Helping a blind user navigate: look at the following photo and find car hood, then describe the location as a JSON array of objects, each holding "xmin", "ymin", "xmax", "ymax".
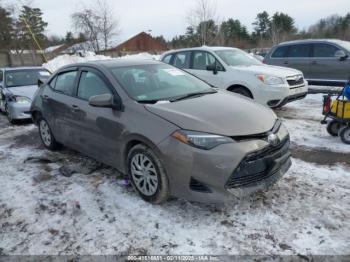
[
  {"xmin": 145, "ymin": 92, "xmax": 277, "ymax": 136},
  {"xmin": 6, "ymin": 85, "xmax": 38, "ymax": 100},
  {"xmin": 233, "ymin": 64, "xmax": 302, "ymax": 77}
]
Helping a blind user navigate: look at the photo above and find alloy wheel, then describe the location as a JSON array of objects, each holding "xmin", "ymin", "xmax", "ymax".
[
  {"xmin": 130, "ymin": 153, "xmax": 159, "ymax": 196},
  {"xmin": 40, "ymin": 120, "xmax": 52, "ymax": 147}
]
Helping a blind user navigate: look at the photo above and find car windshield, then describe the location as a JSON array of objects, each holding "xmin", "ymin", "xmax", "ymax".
[
  {"xmin": 5, "ymin": 69, "xmax": 50, "ymax": 88},
  {"xmin": 215, "ymin": 49, "xmax": 262, "ymax": 66},
  {"xmin": 111, "ymin": 64, "xmax": 214, "ymax": 102}
]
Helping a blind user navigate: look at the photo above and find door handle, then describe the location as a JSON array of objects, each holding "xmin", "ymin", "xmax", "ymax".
[
  {"xmin": 283, "ymin": 61, "xmax": 289, "ymax": 65},
  {"xmin": 71, "ymin": 105, "xmax": 81, "ymax": 112},
  {"xmin": 41, "ymin": 94, "xmax": 49, "ymax": 100},
  {"xmin": 311, "ymin": 61, "xmax": 317, "ymax": 65}
]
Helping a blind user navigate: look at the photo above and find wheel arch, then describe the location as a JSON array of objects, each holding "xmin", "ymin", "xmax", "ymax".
[{"xmin": 227, "ymin": 84, "xmax": 254, "ymax": 98}]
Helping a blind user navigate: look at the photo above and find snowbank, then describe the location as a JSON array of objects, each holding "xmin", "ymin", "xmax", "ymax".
[{"xmin": 43, "ymin": 52, "xmax": 161, "ymax": 73}]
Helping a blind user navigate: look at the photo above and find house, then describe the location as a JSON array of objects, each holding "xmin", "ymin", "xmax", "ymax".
[{"xmin": 106, "ymin": 32, "xmax": 168, "ymax": 56}]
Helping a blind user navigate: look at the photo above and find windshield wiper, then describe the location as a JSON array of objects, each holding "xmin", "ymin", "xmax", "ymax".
[
  {"xmin": 169, "ymin": 90, "xmax": 217, "ymax": 102},
  {"xmin": 137, "ymin": 99, "xmax": 159, "ymax": 104}
]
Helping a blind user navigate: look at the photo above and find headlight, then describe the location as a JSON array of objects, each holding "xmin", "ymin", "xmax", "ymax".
[
  {"xmin": 14, "ymin": 96, "xmax": 31, "ymax": 104},
  {"xmin": 256, "ymin": 74, "xmax": 285, "ymax": 85},
  {"xmin": 171, "ymin": 130, "xmax": 234, "ymax": 150}
]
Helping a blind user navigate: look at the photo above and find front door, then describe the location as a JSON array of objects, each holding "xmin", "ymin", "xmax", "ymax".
[
  {"xmin": 309, "ymin": 43, "xmax": 349, "ymax": 81},
  {"xmin": 187, "ymin": 51, "xmax": 225, "ymax": 88},
  {"xmin": 69, "ymin": 68, "xmax": 123, "ymax": 166}
]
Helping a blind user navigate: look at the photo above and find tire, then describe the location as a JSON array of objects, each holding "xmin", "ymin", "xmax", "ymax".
[
  {"xmin": 229, "ymin": 87, "xmax": 253, "ymax": 99},
  {"xmin": 38, "ymin": 117, "xmax": 61, "ymax": 150},
  {"xmin": 326, "ymin": 120, "xmax": 343, "ymax": 137},
  {"xmin": 127, "ymin": 144, "xmax": 169, "ymax": 204},
  {"xmin": 339, "ymin": 126, "xmax": 350, "ymax": 145},
  {"xmin": 5, "ymin": 103, "xmax": 16, "ymax": 124}
]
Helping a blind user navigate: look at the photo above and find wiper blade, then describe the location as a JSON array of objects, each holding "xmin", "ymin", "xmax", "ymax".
[
  {"xmin": 170, "ymin": 90, "xmax": 217, "ymax": 102},
  {"xmin": 137, "ymin": 99, "xmax": 159, "ymax": 104}
]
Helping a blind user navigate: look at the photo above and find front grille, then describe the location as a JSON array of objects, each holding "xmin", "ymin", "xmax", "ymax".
[
  {"xmin": 226, "ymin": 137, "xmax": 290, "ymax": 189},
  {"xmin": 287, "ymin": 75, "xmax": 304, "ymax": 87}
]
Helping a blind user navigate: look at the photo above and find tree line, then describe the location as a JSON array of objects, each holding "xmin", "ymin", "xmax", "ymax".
[
  {"xmin": 0, "ymin": 0, "xmax": 119, "ymax": 54},
  {"xmin": 170, "ymin": 0, "xmax": 350, "ymax": 49},
  {"xmin": 0, "ymin": 0, "xmax": 350, "ymax": 55}
]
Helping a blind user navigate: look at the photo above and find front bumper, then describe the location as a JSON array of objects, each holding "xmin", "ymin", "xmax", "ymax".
[
  {"xmin": 157, "ymin": 122, "xmax": 291, "ymax": 203},
  {"xmin": 256, "ymin": 82, "xmax": 308, "ymax": 108},
  {"xmin": 8, "ymin": 102, "xmax": 32, "ymax": 120}
]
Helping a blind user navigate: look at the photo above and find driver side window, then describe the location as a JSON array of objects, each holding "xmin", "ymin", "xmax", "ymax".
[
  {"xmin": 192, "ymin": 51, "xmax": 224, "ymax": 71},
  {"xmin": 77, "ymin": 71, "xmax": 112, "ymax": 101}
]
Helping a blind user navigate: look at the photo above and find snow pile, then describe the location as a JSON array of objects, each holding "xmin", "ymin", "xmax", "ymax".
[
  {"xmin": 42, "ymin": 52, "xmax": 112, "ymax": 73},
  {"xmin": 43, "ymin": 52, "xmax": 162, "ymax": 73}
]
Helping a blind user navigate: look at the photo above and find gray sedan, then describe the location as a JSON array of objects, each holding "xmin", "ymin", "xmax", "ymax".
[
  {"xmin": 30, "ymin": 59, "xmax": 291, "ymax": 203},
  {"xmin": 0, "ymin": 67, "xmax": 51, "ymax": 123}
]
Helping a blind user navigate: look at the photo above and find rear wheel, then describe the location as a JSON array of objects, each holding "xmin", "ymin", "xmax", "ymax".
[
  {"xmin": 127, "ymin": 144, "xmax": 169, "ymax": 204},
  {"xmin": 339, "ymin": 126, "xmax": 350, "ymax": 144},
  {"xmin": 326, "ymin": 120, "xmax": 343, "ymax": 137},
  {"xmin": 38, "ymin": 118, "xmax": 61, "ymax": 150},
  {"xmin": 229, "ymin": 87, "xmax": 253, "ymax": 99}
]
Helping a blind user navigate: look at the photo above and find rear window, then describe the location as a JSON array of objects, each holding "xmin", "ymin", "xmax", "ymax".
[
  {"xmin": 271, "ymin": 46, "xmax": 288, "ymax": 58},
  {"xmin": 173, "ymin": 52, "xmax": 191, "ymax": 69},
  {"xmin": 287, "ymin": 44, "xmax": 311, "ymax": 58}
]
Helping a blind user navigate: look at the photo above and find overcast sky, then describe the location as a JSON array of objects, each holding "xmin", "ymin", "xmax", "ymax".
[{"xmin": 5, "ymin": 0, "xmax": 350, "ymax": 42}]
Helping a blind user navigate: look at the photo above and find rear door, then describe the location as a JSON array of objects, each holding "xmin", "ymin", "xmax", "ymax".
[
  {"xmin": 284, "ymin": 44, "xmax": 311, "ymax": 78},
  {"xmin": 44, "ymin": 69, "xmax": 79, "ymax": 145},
  {"xmin": 309, "ymin": 43, "xmax": 348, "ymax": 81},
  {"xmin": 187, "ymin": 50, "xmax": 225, "ymax": 88},
  {"xmin": 69, "ymin": 67, "xmax": 123, "ymax": 166}
]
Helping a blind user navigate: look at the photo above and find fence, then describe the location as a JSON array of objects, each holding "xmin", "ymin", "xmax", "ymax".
[{"xmin": 0, "ymin": 50, "xmax": 55, "ymax": 68}]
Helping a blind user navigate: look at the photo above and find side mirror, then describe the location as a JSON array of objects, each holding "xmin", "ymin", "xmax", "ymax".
[
  {"xmin": 89, "ymin": 93, "xmax": 121, "ymax": 110},
  {"xmin": 206, "ymin": 64, "xmax": 218, "ymax": 75},
  {"xmin": 335, "ymin": 50, "xmax": 347, "ymax": 60}
]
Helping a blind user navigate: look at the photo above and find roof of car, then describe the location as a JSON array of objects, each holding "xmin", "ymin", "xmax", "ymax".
[
  {"xmin": 58, "ymin": 58, "xmax": 163, "ymax": 71},
  {"xmin": 1, "ymin": 66, "xmax": 45, "ymax": 71},
  {"xmin": 276, "ymin": 39, "xmax": 347, "ymax": 46},
  {"xmin": 162, "ymin": 46, "xmax": 239, "ymax": 55}
]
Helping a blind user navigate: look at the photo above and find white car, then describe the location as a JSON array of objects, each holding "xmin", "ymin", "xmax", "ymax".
[{"xmin": 160, "ymin": 46, "xmax": 308, "ymax": 107}]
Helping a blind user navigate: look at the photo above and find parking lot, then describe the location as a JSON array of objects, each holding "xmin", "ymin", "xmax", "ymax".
[{"xmin": 0, "ymin": 91, "xmax": 349, "ymax": 256}]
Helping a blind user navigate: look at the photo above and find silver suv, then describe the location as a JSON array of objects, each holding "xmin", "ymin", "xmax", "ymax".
[{"xmin": 264, "ymin": 39, "xmax": 350, "ymax": 83}]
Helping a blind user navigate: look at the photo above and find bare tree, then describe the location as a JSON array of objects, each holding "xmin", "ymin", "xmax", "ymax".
[
  {"xmin": 186, "ymin": 0, "xmax": 218, "ymax": 45},
  {"xmin": 95, "ymin": 0, "xmax": 120, "ymax": 50},
  {"xmin": 71, "ymin": 0, "xmax": 120, "ymax": 52}
]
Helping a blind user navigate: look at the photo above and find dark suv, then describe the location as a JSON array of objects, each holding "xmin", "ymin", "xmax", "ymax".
[{"xmin": 264, "ymin": 39, "xmax": 350, "ymax": 83}]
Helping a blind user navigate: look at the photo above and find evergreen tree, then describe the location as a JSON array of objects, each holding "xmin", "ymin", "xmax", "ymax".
[{"xmin": 0, "ymin": 5, "xmax": 13, "ymax": 50}]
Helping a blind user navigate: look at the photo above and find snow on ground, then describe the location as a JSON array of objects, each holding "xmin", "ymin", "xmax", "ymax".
[
  {"xmin": 43, "ymin": 52, "xmax": 160, "ymax": 73},
  {"xmin": 0, "ymin": 93, "xmax": 349, "ymax": 256}
]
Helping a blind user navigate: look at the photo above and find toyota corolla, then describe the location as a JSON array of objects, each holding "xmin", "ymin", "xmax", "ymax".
[{"xmin": 30, "ymin": 60, "xmax": 291, "ymax": 203}]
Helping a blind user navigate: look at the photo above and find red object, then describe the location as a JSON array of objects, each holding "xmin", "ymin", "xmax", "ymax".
[{"xmin": 323, "ymin": 96, "xmax": 331, "ymax": 113}]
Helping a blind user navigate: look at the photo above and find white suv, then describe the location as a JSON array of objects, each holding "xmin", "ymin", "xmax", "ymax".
[{"xmin": 160, "ymin": 46, "xmax": 308, "ymax": 107}]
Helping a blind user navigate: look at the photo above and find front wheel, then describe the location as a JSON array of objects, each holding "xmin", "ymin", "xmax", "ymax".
[
  {"xmin": 5, "ymin": 104, "xmax": 16, "ymax": 124},
  {"xmin": 339, "ymin": 126, "xmax": 350, "ymax": 144},
  {"xmin": 38, "ymin": 118, "xmax": 61, "ymax": 150},
  {"xmin": 326, "ymin": 120, "xmax": 343, "ymax": 137},
  {"xmin": 127, "ymin": 144, "xmax": 169, "ymax": 204}
]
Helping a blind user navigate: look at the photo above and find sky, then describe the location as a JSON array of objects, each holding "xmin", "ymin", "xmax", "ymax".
[{"xmin": 4, "ymin": 0, "xmax": 350, "ymax": 43}]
